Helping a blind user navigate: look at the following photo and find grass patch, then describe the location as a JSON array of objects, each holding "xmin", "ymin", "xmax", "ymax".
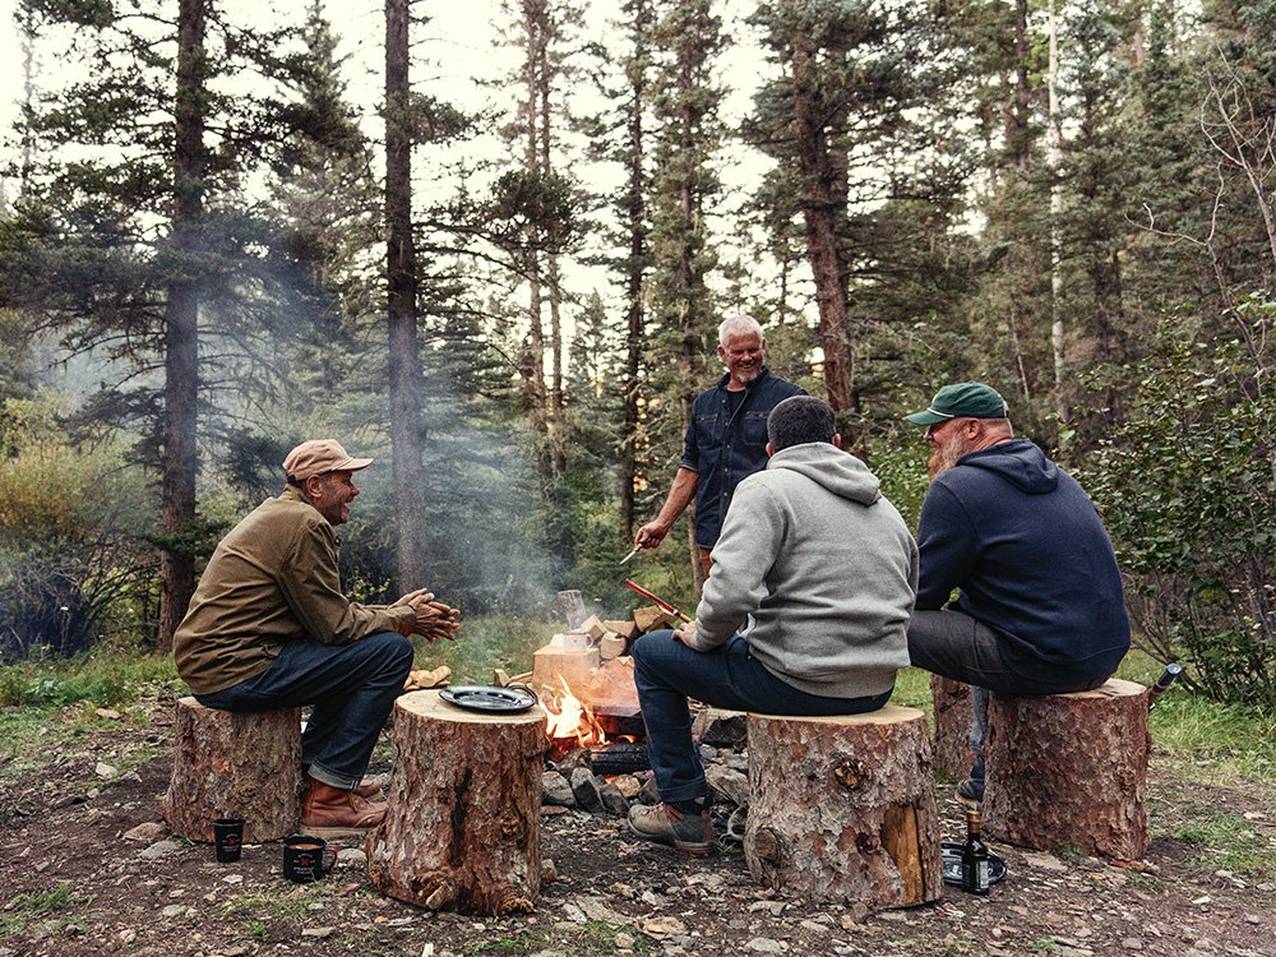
[
  {"xmin": 0, "ymin": 882, "xmax": 96, "ymax": 940},
  {"xmin": 891, "ymin": 667, "xmax": 933, "ymax": 712},
  {"xmin": 413, "ymin": 614, "xmax": 557, "ymax": 684},
  {"xmin": 0, "ymin": 650, "xmax": 180, "ymax": 708},
  {"xmin": 217, "ymin": 887, "xmax": 321, "ymax": 924},
  {"xmin": 1165, "ymin": 802, "xmax": 1276, "ymax": 877}
]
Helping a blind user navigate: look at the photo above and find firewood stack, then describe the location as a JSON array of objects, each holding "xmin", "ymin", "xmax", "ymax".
[{"xmin": 529, "ymin": 606, "xmax": 678, "ymax": 693}]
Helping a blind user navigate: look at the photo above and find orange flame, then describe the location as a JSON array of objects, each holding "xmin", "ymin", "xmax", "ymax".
[{"xmin": 541, "ymin": 677, "xmax": 609, "ymax": 753}]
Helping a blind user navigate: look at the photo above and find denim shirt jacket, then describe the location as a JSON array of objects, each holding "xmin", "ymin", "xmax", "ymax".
[{"xmin": 681, "ymin": 367, "xmax": 806, "ymax": 548}]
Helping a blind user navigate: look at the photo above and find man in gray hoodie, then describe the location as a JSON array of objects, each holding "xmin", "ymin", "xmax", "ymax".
[{"xmin": 628, "ymin": 396, "xmax": 918, "ymax": 854}]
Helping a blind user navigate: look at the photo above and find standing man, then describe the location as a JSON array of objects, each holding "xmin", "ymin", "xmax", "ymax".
[
  {"xmin": 174, "ymin": 439, "xmax": 461, "ymax": 836},
  {"xmin": 628, "ymin": 397, "xmax": 917, "ymax": 853},
  {"xmin": 635, "ymin": 315, "xmax": 805, "ymax": 577},
  {"xmin": 904, "ymin": 383, "xmax": 1130, "ymax": 802}
]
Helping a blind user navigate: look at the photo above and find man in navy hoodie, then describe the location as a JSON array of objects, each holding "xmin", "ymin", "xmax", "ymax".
[{"xmin": 905, "ymin": 382, "xmax": 1130, "ymax": 802}]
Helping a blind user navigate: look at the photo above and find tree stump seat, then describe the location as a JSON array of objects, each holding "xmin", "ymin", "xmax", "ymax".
[
  {"xmin": 929, "ymin": 674, "xmax": 977, "ymax": 781},
  {"xmin": 985, "ymin": 678, "xmax": 1149, "ymax": 860},
  {"xmin": 366, "ymin": 690, "xmax": 547, "ymax": 915},
  {"xmin": 744, "ymin": 704, "xmax": 943, "ymax": 910},
  {"xmin": 163, "ymin": 696, "xmax": 304, "ymax": 843}
]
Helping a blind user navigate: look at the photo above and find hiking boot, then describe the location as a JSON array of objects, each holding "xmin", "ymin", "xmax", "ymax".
[
  {"xmin": 956, "ymin": 777, "xmax": 985, "ymax": 804},
  {"xmin": 627, "ymin": 802, "xmax": 715, "ymax": 856},
  {"xmin": 300, "ymin": 780, "xmax": 388, "ymax": 837},
  {"xmin": 304, "ymin": 766, "xmax": 382, "ymax": 800}
]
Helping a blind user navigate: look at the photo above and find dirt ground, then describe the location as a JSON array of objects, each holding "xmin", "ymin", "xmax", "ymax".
[{"xmin": 0, "ymin": 691, "xmax": 1273, "ymax": 957}]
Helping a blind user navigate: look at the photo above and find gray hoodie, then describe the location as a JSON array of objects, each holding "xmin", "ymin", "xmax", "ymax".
[{"xmin": 690, "ymin": 442, "xmax": 918, "ymax": 700}]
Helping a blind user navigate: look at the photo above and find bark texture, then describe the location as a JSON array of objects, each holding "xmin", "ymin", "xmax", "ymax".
[
  {"xmin": 163, "ymin": 697, "xmax": 303, "ymax": 842},
  {"xmin": 930, "ymin": 675, "xmax": 977, "ymax": 780},
  {"xmin": 984, "ymin": 679, "xmax": 1149, "ymax": 859},
  {"xmin": 366, "ymin": 690, "xmax": 547, "ymax": 914},
  {"xmin": 745, "ymin": 706, "xmax": 942, "ymax": 909}
]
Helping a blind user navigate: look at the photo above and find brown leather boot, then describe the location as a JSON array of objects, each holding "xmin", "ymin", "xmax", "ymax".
[
  {"xmin": 300, "ymin": 779, "xmax": 388, "ymax": 837},
  {"xmin": 303, "ymin": 766, "xmax": 382, "ymax": 800}
]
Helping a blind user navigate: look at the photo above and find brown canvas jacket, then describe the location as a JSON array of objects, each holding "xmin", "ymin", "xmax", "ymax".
[{"xmin": 173, "ymin": 487, "xmax": 414, "ymax": 695}]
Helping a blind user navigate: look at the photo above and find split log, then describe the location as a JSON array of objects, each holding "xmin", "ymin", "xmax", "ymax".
[
  {"xmin": 599, "ymin": 632, "xmax": 628, "ymax": 661},
  {"xmin": 366, "ymin": 690, "xmax": 546, "ymax": 914},
  {"xmin": 531, "ymin": 644, "xmax": 600, "ymax": 693},
  {"xmin": 930, "ymin": 675, "xmax": 977, "ymax": 780},
  {"xmin": 745, "ymin": 705, "xmax": 942, "ymax": 910},
  {"xmin": 603, "ymin": 619, "xmax": 640, "ymax": 640},
  {"xmin": 632, "ymin": 605, "xmax": 677, "ymax": 633},
  {"xmin": 162, "ymin": 697, "xmax": 303, "ymax": 843},
  {"xmin": 984, "ymin": 678, "xmax": 1149, "ymax": 860}
]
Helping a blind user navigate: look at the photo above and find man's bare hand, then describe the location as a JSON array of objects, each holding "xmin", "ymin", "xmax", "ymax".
[
  {"xmin": 392, "ymin": 587, "xmax": 434, "ymax": 607},
  {"xmin": 635, "ymin": 520, "xmax": 669, "ymax": 550},
  {"xmin": 408, "ymin": 593, "xmax": 462, "ymax": 642},
  {"xmin": 672, "ymin": 620, "xmax": 699, "ymax": 649}
]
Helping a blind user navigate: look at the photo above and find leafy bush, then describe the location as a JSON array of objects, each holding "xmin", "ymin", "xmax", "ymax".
[
  {"xmin": 1081, "ymin": 308, "xmax": 1274, "ymax": 708},
  {"xmin": 0, "ymin": 395, "xmax": 157, "ymax": 660}
]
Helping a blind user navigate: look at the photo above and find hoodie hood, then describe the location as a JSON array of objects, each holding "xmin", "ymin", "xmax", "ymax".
[
  {"xmin": 766, "ymin": 442, "xmax": 881, "ymax": 505},
  {"xmin": 957, "ymin": 438, "xmax": 1058, "ymax": 494}
]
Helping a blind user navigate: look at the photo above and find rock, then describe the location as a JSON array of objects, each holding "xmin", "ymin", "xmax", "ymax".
[
  {"xmin": 600, "ymin": 781, "xmax": 630, "ymax": 816},
  {"xmin": 570, "ymin": 767, "xmax": 603, "ymax": 811},
  {"xmin": 223, "ymin": 947, "xmax": 251, "ymax": 957},
  {"xmin": 95, "ymin": 708, "xmax": 122, "ymax": 720},
  {"xmin": 699, "ymin": 744, "xmax": 718, "ymax": 762},
  {"xmin": 747, "ymin": 940, "xmax": 783, "ymax": 955},
  {"xmin": 691, "ymin": 708, "xmax": 748, "ymax": 746},
  {"xmin": 301, "ymin": 927, "xmax": 335, "ymax": 938},
  {"xmin": 705, "ymin": 764, "xmax": 750, "ymax": 808},
  {"xmin": 616, "ymin": 932, "xmax": 635, "ymax": 949},
  {"xmin": 561, "ymin": 902, "xmax": 587, "ymax": 923},
  {"xmin": 123, "ymin": 821, "xmax": 168, "ymax": 843},
  {"xmin": 1122, "ymin": 939, "xmax": 1144, "ymax": 951},
  {"xmin": 542, "ymin": 771, "xmax": 575, "ymax": 807},
  {"xmin": 140, "ymin": 839, "xmax": 182, "ymax": 861},
  {"xmin": 612, "ymin": 774, "xmax": 641, "ymax": 799},
  {"xmin": 541, "ymin": 858, "xmax": 557, "ymax": 883},
  {"xmin": 1022, "ymin": 851, "xmax": 1068, "ymax": 872},
  {"xmin": 336, "ymin": 848, "xmax": 367, "ymax": 867},
  {"xmin": 95, "ymin": 762, "xmax": 118, "ymax": 779},
  {"xmin": 641, "ymin": 916, "xmax": 687, "ymax": 938},
  {"xmin": 637, "ymin": 774, "xmax": 660, "ymax": 806},
  {"xmin": 541, "ymin": 805, "xmax": 569, "ymax": 816},
  {"xmin": 578, "ymin": 896, "xmax": 628, "ymax": 924},
  {"xmin": 161, "ymin": 904, "xmax": 185, "ymax": 918}
]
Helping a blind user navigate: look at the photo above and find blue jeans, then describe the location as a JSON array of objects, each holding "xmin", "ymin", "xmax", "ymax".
[
  {"xmin": 631, "ymin": 631, "xmax": 893, "ymax": 804},
  {"xmin": 195, "ymin": 631, "xmax": 414, "ymax": 790}
]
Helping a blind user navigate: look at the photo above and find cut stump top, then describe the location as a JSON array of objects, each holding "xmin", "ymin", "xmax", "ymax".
[
  {"xmin": 398, "ymin": 689, "xmax": 546, "ymax": 726},
  {"xmin": 1011, "ymin": 678, "xmax": 1146, "ymax": 701},
  {"xmin": 748, "ymin": 704, "xmax": 924, "ymax": 726}
]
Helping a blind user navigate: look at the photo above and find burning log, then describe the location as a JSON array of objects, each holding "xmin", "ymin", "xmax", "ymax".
[{"xmin": 366, "ymin": 690, "xmax": 546, "ymax": 914}]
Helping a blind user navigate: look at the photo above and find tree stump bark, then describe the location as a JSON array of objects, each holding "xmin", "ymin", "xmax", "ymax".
[
  {"xmin": 162, "ymin": 696, "xmax": 303, "ymax": 843},
  {"xmin": 366, "ymin": 690, "xmax": 547, "ymax": 914},
  {"xmin": 745, "ymin": 705, "xmax": 943, "ymax": 910},
  {"xmin": 930, "ymin": 674, "xmax": 976, "ymax": 781},
  {"xmin": 984, "ymin": 679, "xmax": 1149, "ymax": 859}
]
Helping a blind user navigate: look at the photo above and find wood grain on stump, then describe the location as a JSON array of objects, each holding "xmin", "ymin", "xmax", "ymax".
[
  {"xmin": 366, "ymin": 690, "xmax": 547, "ymax": 914},
  {"xmin": 162, "ymin": 696, "xmax": 303, "ymax": 843},
  {"xmin": 930, "ymin": 674, "xmax": 976, "ymax": 780},
  {"xmin": 745, "ymin": 705, "xmax": 943, "ymax": 910},
  {"xmin": 984, "ymin": 678, "xmax": 1149, "ymax": 860}
]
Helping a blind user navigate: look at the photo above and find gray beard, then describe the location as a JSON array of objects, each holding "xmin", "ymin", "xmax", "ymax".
[{"xmin": 927, "ymin": 439, "xmax": 969, "ymax": 481}]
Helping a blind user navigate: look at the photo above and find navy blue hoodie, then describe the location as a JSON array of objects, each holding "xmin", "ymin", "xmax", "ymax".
[{"xmin": 915, "ymin": 439, "xmax": 1130, "ymax": 684}]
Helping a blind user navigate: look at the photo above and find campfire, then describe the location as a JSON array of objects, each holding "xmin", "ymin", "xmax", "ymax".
[{"xmin": 541, "ymin": 678, "xmax": 611, "ymax": 756}]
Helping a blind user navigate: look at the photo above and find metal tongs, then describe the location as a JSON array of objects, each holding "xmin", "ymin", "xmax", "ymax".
[{"xmin": 624, "ymin": 578, "xmax": 692, "ymax": 623}]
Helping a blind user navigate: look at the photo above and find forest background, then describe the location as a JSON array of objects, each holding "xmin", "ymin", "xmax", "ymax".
[{"xmin": 0, "ymin": 0, "xmax": 1271, "ymax": 711}]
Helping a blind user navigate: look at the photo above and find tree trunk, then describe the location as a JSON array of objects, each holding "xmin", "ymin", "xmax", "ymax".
[
  {"xmin": 789, "ymin": 38, "xmax": 852, "ymax": 415},
  {"xmin": 1047, "ymin": 0, "xmax": 1067, "ymax": 426},
  {"xmin": 1007, "ymin": 0, "xmax": 1032, "ymax": 169},
  {"xmin": 619, "ymin": 8, "xmax": 648, "ymax": 542},
  {"xmin": 745, "ymin": 706, "xmax": 942, "ymax": 909},
  {"xmin": 384, "ymin": 0, "xmax": 429, "ymax": 591},
  {"xmin": 984, "ymin": 679, "xmax": 1149, "ymax": 860},
  {"xmin": 366, "ymin": 690, "xmax": 546, "ymax": 914},
  {"xmin": 930, "ymin": 674, "xmax": 976, "ymax": 781},
  {"xmin": 157, "ymin": 0, "xmax": 207, "ymax": 649},
  {"xmin": 163, "ymin": 697, "xmax": 304, "ymax": 843}
]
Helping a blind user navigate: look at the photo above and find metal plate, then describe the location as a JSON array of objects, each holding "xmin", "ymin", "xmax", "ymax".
[
  {"xmin": 941, "ymin": 841, "xmax": 1008, "ymax": 887},
  {"xmin": 439, "ymin": 685, "xmax": 538, "ymax": 713}
]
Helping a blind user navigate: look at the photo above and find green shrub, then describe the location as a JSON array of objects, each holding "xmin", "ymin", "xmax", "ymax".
[
  {"xmin": 1081, "ymin": 307, "xmax": 1275, "ymax": 709},
  {"xmin": 0, "ymin": 394, "xmax": 157, "ymax": 660}
]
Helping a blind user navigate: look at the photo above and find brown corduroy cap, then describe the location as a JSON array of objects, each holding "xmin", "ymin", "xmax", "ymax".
[{"xmin": 282, "ymin": 440, "xmax": 373, "ymax": 481}]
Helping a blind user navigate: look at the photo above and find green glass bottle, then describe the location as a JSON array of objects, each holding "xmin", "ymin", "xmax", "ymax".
[{"xmin": 962, "ymin": 808, "xmax": 990, "ymax": 894}]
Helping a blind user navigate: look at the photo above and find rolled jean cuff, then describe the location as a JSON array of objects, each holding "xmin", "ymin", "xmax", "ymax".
[{"xmin": 306, "ymin": 761, "xmax": 357, "ymax": 791}]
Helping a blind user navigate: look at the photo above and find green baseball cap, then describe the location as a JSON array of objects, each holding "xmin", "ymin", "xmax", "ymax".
[{"xmin": 905, "ymin": 382, "xmax": 1009, "ymax": 426}]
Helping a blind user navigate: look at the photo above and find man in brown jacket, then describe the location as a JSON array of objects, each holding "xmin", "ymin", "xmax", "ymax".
[{"xmin": 174, "ymin": 440, "xmax": 460, "ymax": 835}]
